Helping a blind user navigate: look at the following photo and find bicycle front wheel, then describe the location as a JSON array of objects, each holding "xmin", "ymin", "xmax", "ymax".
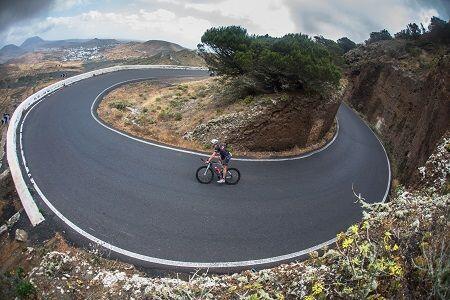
[
  {"xmin": 225, "ymin": 168, "xmax": 240, "ymax": 185},
  {"xmin": 196, "ymin": 166, "xmax": 214, "ymax": 184}
]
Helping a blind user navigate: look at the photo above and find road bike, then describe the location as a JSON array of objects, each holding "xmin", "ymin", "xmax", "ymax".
[{"xmin": 196, "ymin": 158, "xmax": 240, "ymax": 185}]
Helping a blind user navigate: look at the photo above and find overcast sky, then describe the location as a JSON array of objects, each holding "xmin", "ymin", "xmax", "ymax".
[{"xmin": 0, "ymin": 0, "xmax": 449, "ymax": 48}]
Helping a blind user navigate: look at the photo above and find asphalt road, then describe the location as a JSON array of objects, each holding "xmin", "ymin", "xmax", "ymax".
[{"xmin": 19, "ymin": 68, "xmax": 390, "ymax": 269}]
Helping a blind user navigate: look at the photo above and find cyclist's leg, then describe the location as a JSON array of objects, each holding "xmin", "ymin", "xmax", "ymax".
[{"xmin": 222, "ymin": 157, "xmax": 230, "ymax": 178}]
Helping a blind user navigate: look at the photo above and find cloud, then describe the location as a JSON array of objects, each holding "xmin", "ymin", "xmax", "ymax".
[
  {"xmin": 0, "ymin": 0, "xmax": 54, "ymax": 32},
  {"xmin": 3, "ymin": 9, "xmax": 213, "ymax": 48},
  {"xmin": 1, "ymin": 0, "xmax": 448, "ymax": 48},
  {"xmin": 52, "ymin": 0, "xmax": 91, "ymax": 11},
  {"xmin": 411, "ymin": 0, "xmax": 449, "ymax": 19},
  {"xmin": 283, "ymin": 0, "xmax": 449, "ymax": 42}
]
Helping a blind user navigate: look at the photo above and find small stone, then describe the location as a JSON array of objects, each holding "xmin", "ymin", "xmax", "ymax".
[
  {"xmin": 15, "ymin": 229, "xmax": 28, "ymax": 242},
  {"xmin": 0, "ymin": 224, "xmax": 7, "ymax": 235},
  {"xmin": 7, "ymin": 211, "xmax": 21, "ymax": 227}
]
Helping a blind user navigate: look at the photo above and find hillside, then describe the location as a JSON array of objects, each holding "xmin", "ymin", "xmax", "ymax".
[
  {"xmin": 1, "ymin": 20, "xmax": 449, "ymax": 300},
  {"xmin": 0, "ymin": 36, "xmax": 205, "ymax": 67},
  {"xmin": 102, "ymin": 39, "xmax": 186, "ymax": 60},
  {"xmin": 344, "ymin": 39, "xmax": 449, "ymax": 185},
  {"xmin": 0, "ymin": 45, "xmax": 26, "ymax": 63},
  {"xmin": 19, "ymin": 36, "xmax": 120, "ymax": 51},
  {"xmin": 0, "ymin": 36, "xmax": 121, "ymax": 63}
]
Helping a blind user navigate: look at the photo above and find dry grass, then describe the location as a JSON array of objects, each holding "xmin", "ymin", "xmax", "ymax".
[{"xmin": 98, "ymin": 77, "xmax": 337, "ymax": 157}]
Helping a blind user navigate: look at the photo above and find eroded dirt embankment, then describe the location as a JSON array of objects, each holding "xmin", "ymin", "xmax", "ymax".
[
  {"xmin": 98, "ymin": 77, "xmax": 340, "ymax": 157},
  {"xmin": 344, "ymin": 40, "xmax": 450, "ymax": 185}
]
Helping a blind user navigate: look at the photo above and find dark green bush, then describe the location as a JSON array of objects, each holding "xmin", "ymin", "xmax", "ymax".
[
  {"xmin": 366, "ymin": 29, "xmax": 393, "ymax": 44},
  {"xmin": 337, "ymin": 37, "xmax": 357, "ymax": 53},
  {"xmin": 16, "ymin": 280, "xmax": 36, "ymax": 298},
  {"xmin": 109, "ymin": 100, "xmax": 130, "ymax": 111},
  {"xmin": 198, "ymin": 26, "xmax": 341, "ymax": 93}
]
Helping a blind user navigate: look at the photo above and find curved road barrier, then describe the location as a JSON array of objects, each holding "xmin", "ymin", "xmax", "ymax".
[{"xmin": 8, "ymin": 66, "xmax": 390, "ymax": 271}]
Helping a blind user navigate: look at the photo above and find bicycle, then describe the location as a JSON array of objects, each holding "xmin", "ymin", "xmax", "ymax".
[{"xmin": 195, "ymin": 158, "xmax": 241, "ymax": 185}]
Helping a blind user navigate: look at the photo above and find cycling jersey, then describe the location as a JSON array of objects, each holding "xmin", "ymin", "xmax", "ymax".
[{"xmin": 214, "ymin": 144, "xmax": 231, "ymax": 160}]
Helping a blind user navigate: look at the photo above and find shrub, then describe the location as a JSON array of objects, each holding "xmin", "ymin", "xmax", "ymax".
[
  {"xmin": 177, "ymin": 84, "xmax": 189, "ymax": 91},
  {"xmin": 158, "ymin": 108, "xmax": 173, "ymax": 120},
  {"xmin": 243, "ymin": 95, "xmax": 254, "ymax": 105},
  {"xmin": 314, "ymin": 35, "xmax": 346, "ymax": 67},
  {"xmin": 16, "ymin": 280, "xmax": 36, "ymax": 298},
  {"xmin": 395, "ymin": 23, "xmax": 423, "ymax": 40},
  {"xmin": 174, "ymin": 112, "xmax": 182, "ymax": 121},
  {"xmin": 365, "ymin": 29, "xmax": 393, "ymax": 44},
  {"xmin": 169, "ymin": 97, "xmax": 187, "ymax": 109},
  {"xmin": 109, "ymin": 100, "xmax": 130, "ymax": 111},
  {"xmin": 198, "ymin": 26, "xmax": 341, "ymax": 93},
  {"xmin": 337, "ymin": 37, "xmax": 357, "ymax": 53}
]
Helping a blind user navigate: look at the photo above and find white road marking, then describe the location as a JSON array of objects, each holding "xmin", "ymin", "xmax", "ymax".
[
  {"xmin": 10, "ymin": 66, "xmax": 391, "ymax": 270},
  {"xmin": 90, "ymin": 79, "xmax": 340, "ymax": 162}
]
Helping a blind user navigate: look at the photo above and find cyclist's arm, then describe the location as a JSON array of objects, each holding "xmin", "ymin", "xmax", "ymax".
[{"xmin": 206, "ymin": 152, "xmax": 218, "ymax": 163}]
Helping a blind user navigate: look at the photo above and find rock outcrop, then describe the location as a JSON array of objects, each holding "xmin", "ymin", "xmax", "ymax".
[
  {"xmin": 188, "ymin": 86, "xmax": 342, "ymax": 152},
  {"xmin": 344, "ymin": 40, "xmax": 450, "ymax": 184}
]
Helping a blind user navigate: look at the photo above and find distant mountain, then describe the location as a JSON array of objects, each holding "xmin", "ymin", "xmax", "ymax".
[
  {"xmin": 19, "ymin": 36, "xmax": 121, "ymax": 51},
  {"xmin": 20, "ymin": 36, "xmax": 45, "ymax": 50},
  {"xmin": 82, "ymin": 38, "xmax": 121, "ymax": 48},
  {"xmin": 0, "ymin": 36, "xmax": 201, "ymax": 65},
  {"xmin": 0, "ymin": 44, "xmax": 27, "ymax": 63},
  {"xmin": 103, "ymin": 40, "xmax": 186, "ymax": 60},
  {"xmin": 142, "ymin": 40, "xmax": 185, "ymax": 53}
]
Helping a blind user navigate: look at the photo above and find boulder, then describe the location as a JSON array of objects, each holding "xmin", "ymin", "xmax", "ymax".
[
  {"xmin": 6, "ymin": 210, "xmax": 20, "ymax": 227},
  {"xmin": 15, "ymin": 228, "xmax": 28, "ymax": 242}
]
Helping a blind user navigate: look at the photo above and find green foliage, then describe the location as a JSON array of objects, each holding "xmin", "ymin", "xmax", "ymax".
[
  {"xmin": 16, "ymin": 280, "xmax": 36, "ymax": 298},
  {"xmin": 158, "ymin": 108, "xmax": 182, "ymax": 121},
  {"xmin": 0, "ymin": 268, "xmax": 36, "ymax": 299},
  {"xmin": 174, "ymin": 112, "xmax": 182, "ymax": 121},
  {"xmin": 243, "ymin": 95, "xmax": 254, "ymax": 105},
  {"xmin": 392, "ymin": 17, "xmax": 450, "ymax": 45},
  {"xmin": 135, "ymin": 113, "xmax": 155, "ymax": 125},
  {"xmin": 426, "ymin": 17, "xmax": 450, "ymax": 44},
  {"xmin": 198, "ymin": 26, "xmax": 341, "ymax": 93},
  {"xmin": 109, "ymin": 100, "xmax": 130, "ymax": 111},
  {"xmin": 169, "ymin": 97, "xmax": 186, "ymax": 109},
  {"xmin": 337, "ymin": 37, "xmax": 357, "ymax": 53},
  {"xmin": 395, "ymin": 23, "xmax": 423, "ymax": 40},
  {"xmin": 366, "ymin": 29, "xmax": 393, "ymax": 44},
  {"xmin": 314, "ymin": 35, "xmax": 346, "ymax": 67},
  {"xmin": 177, "ymin": 84, "xmax": 189, "ymax": 91}
]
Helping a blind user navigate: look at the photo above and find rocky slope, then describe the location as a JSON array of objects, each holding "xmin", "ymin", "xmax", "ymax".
[
  {"xmin": 188, "ymin": 84, "xmax": 342, "ymax": 151},
  {"xmin": 98, "ymin": 77, "xmax": 339, "ymax": 156},
  {"xmin": 1, "ymin": 134, "xmax": 447, "ymax": 299},
  {"xmin": 344, "ymin": 39, "xmax": 449, "ymax": 184}
]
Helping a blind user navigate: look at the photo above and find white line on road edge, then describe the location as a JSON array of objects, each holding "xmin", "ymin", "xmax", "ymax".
[
  {"xmin": 90, "ymin": 79, "xmax": 340, "ymax": 162},
  {"xmin": 11, "ymin": 66, "xmax": 391, "ymax": 270},
  {"xmin": 7, "ymin": 65, "xmax": 207, "ymax": 227}
]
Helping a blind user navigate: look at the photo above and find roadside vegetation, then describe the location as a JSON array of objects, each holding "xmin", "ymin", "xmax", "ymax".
[
  {"xmin": 98, "ymin": 77, "xmax": 337, "ymax": 157},
  {"xmin": 198, "ymin": 26, "xmax": 341, "ymax": 94},
  {"xmin": 0, "ymin": 134, "xmax": 447, "ymax": 299},
  {"xmin": 1, "ymin": 16, "xmax": 449, "ymax": 300}
]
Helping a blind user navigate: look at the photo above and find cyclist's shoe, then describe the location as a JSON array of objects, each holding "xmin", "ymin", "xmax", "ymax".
[{"xmin": 217, "ymin": 178, "xmax": 225, "ymax": 183}]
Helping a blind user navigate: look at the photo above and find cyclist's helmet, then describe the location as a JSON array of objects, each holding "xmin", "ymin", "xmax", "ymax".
[{"xmin": 211, "ymin": 138, "xmax": 219, "ymax": 145}]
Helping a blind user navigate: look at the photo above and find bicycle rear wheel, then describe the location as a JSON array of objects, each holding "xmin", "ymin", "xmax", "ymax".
[
  {"xmin": 225, "ymin": 168, "xmax": 240, "ymax": 185},
  {"xmin": 196, "ymin": 166, "xmax": 214, "ymax": 184}
]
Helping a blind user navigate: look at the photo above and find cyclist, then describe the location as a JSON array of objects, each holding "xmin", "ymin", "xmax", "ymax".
[{"xmin": 206, "ymin": 138, "xmax": 232, "ymax": 183}]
